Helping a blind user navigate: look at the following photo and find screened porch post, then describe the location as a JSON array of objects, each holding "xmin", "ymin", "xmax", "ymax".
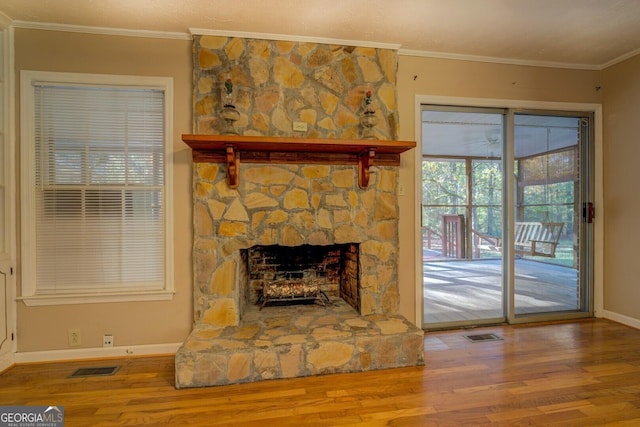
[{"xmin": 516, "ymin": 158, "xmax": 525, "ymax": 222}]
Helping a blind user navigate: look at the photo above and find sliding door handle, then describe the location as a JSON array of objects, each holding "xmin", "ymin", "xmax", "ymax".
[{"xmin": 583, "ymin": 202, "xmax": 595, "ymax": 223}]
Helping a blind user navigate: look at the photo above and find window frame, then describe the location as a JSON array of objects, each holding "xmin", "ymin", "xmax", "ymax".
[{"xmin": 19, "ymin": 70, "xmax": 174, "ymax": 306}]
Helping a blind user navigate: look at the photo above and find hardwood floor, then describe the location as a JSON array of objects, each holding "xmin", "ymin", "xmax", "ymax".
[{"xmin": 2, "ymin": 319, "xmax": 640, "ymax": 426}]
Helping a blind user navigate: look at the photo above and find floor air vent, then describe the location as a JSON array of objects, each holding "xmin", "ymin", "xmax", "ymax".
[
  {"xmin": 464, "ymin": 333, "xmax": 503, "ymax": 343},
  {"xmin": 69, "ymin": 366, "xmax": 120, "ymax": 378}
]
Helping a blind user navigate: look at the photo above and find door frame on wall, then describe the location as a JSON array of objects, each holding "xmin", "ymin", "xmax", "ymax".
[
  {"xmin": 413, "ymin": 95, "xmax": 603, "ymax": 328},
  {"xmin": 0, "ymin": 20, "xmax": 16, "ymax": 372}
]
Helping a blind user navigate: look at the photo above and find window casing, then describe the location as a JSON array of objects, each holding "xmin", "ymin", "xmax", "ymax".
[{"xmin": 20, "ymin": 71, "xmax": 174, "ymax": 305}]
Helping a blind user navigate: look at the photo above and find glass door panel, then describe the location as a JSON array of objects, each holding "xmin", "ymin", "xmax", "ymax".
[
  {"xmin": 513, "ymin": 113, "xmax": 587, "ymax": 316},
  {"xmin": 422, "ymin": 107, "xmax": 505, "ymax": 327}
]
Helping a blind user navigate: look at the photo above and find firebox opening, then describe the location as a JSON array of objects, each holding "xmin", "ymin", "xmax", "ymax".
[{"xmin": 241, "ymin": 243, "xmax": 360, "ymax": 314}]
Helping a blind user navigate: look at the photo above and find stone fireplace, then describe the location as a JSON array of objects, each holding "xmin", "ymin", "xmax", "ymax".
[
  {"xmin": 174, "ymin": 35, "xmax": 423, "ymax": 388},
  {"xmin": 174, "ymin": 161, "xmax": 424, "ymax": 388}
]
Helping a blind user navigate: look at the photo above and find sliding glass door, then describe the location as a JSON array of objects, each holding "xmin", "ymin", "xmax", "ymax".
[
  {"xmin": 421, "ymin": 107, "xmax": 506, "ymax": 326},
  {"xmin": 512, "ymin": 113, "xmax": 592, "ymax": 319},
  {"xmin": 421, "ymin": 106, "xmax": 593, "ymax": 329}
]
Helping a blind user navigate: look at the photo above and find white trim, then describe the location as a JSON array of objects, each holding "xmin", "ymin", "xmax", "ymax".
[
  {"xmin": 18, "ymin": 70, "xmax": 36, "ymax": 298},
  {"xmin": 0, "ymin": 262, "xmax": 14, "ymax": 358},
  {"xmin": 12, "ymin": 20, "xmax": 190, "ymax": 40},
  {"xmin": 415, "ymin": 95, "xmax": 603, "ymax": 113},
  {"xmin": 190, "ymin": 28, "xmax": 401, "ymax": 50},
  {"xmin": 19, "ymin": 70, "xmax": 175, "ymax": 304},
  {"xmin": 20, "ymin": 69, "xmax": 176, "ymax": 88},
  {"xmin": 163, "ymin": 79, "xmax": 175, "ymax": 301},
  {"xmin": 592, "ymin": 107, "xmax": 604, "ymax": 318},
  {"xmin": 14, "ymin": 342, "xmax": 182, "ymax": 364},
  {"xmin": 600, "ymin": 47, "xmax": 640, "ymax": 70},
  {"xmin": 0, "ymin": 25, "xmax": 16, "ymax": 363},
  {"xmin": 18, "ymin": 290, "xmax": 175, "ymax": 306},
  {"xmin": 601, "ymin": 310, "xmax": 640, "ymax": 330},
  {"xmin": 413, "ymin": 105, "xmax": 423, "ymax": 328},
  {"xmin": 0, "ymin": 351, "xmax": 13, "ymax": 373},
  {"xmin": 399, "ymin": 49, "xmax": 602, "ymax": 71},
  {"xmin": 414, "ymin": 95, "xmax": 604, "ymax": 326},
  {"xmin": 7, "ymin": 26, "xmax": 16, "ymax": 289}
]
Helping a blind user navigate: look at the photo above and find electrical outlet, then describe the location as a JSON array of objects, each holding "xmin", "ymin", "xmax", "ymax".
[
  {"xmin": 68, "ymin": 328, "xmax": 81, "ymax": 347},
  {"xmin": 103, "ymin": 334, "xmax": 114, "ymax": 347},
  {"xmin": 398, "ymin": 183, "xmax": 406, "ymax": 196}
]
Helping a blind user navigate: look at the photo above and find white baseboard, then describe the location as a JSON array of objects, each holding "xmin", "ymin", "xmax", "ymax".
[
  {"xmin": 0, "ymin": 351, "xmax": 15, "ymax": 373},
  {"xmin": 601, "ymin": 310, "xmax": 640, "ymax": 330},
  {"xmin": 14, "ymin": 342, "xmax": 182, "ymax": 364}
]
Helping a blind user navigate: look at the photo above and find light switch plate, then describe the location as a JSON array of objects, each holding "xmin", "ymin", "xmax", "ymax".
[{"xmin": 293, "ymin": 121, "xmax": 308, "ymax": 132}]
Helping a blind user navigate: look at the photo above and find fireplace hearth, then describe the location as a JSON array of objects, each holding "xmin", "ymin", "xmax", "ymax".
[{"xmin": 176, "ymin": 298, "xmax": 423, "ymax": 388}]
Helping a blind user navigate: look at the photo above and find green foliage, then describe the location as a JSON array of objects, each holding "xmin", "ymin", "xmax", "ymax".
[
  {"xmin": 422, "ymin": 159, "xmax": 503, "ymax": 236},
  {"xmin": 422, "ymin": 158, "xmax": 575, "ymax": 243},
  {"xmin": 422, "ymin": 160, "xmax": 466, "ymax": 206}
]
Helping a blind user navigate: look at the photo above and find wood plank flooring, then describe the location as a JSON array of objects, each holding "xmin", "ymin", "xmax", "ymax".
[{"xmin": 2, "ymin": 319, "xmax": 640, "ymax": 426}]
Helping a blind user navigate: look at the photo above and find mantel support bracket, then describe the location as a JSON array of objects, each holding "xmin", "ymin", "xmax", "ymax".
[
  {"xmin": 358, "ymin": 149, "xmax": 376, "ymax": 189},
  {"xmin": 225, "ymin": 144, "xmax": 239, "ymax": 189}
]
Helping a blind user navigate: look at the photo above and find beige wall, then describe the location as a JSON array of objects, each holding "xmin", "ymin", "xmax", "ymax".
[
  {"xmin": 14, "ymin": 29, "xmax": 194, "ymax": 351},
  {"xmin": 602, "ymin": 54, "xmax": 640, "ymax": 321},
  {"xmin": 14, "ymin": 27, "xmax": 635, "ymax": 352},
  {"xmin": 394, "ymin": 55, "xmax": 602, "ymax": 323}
]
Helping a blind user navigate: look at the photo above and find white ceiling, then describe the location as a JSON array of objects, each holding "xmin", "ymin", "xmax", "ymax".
[
  {"xmin": 1, "ymin": 0, "xmax": 639, "ymax": 69},
  {"xmin": 422, "ymin": 111, "xmax": 580, "ymax": 158}
]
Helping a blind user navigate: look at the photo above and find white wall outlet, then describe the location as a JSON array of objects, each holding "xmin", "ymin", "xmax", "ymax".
[
  {"xmin": 293, "ymin": 121, "xmax": 308, "ymax": 132},
  {"xmin": 398, "ymin": 183, "xmax": 406, "ymax": 196},
  {"xmin": 68, "ymin": 328, "xmax": 81, "ymax": 347},
  {"xmin": 103, "ymin": 334, "xmax": 114, "ymax": 347}
]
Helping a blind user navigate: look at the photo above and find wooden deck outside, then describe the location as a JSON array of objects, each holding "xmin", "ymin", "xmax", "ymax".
[
  {"xmin": 424, "ymin": 258, "xmax": 579, "ymax": 325},
  {"xmin": 2, "ymin": 319, "xmax": 640, "ymax": 425}
]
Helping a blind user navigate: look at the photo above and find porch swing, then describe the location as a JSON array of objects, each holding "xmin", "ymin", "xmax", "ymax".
[
  {"xmin": 515, "ymin": 127, "xmax": 564, "ymax": 257},
  {"xmin": 475, "ymin": 127, "xmax": 564, "ymax": 258}
]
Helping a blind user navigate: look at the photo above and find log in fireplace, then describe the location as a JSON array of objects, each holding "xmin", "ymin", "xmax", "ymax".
[{"xmin": 259, "ymin": 278, "xmax": 329, "ymax": 310}]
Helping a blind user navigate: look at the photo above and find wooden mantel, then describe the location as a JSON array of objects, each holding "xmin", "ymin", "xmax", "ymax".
[{"xmin": 182, "ymin": 134, "xmax": 416, "ymax": 189}]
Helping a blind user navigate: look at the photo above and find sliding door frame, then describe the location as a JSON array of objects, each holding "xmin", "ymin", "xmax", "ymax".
[{"xmin": 414, "ymin": 95, "xmax": 603, "ymax": 328}]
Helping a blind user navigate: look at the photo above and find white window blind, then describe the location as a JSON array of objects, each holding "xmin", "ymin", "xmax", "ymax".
[{"xmin": 33, "ymin": 82, "xmax": 166, "ymax": 294}]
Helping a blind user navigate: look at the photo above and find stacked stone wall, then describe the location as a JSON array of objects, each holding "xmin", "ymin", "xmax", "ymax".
[
  {"xmin": 193, "ymin": 36, "xmax": 398, "ymax": 140},
  {"xmin": 193, "ymin": 163, "xmax": 399, "ymax": 326}
]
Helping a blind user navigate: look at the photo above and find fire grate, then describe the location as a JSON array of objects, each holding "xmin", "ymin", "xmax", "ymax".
[
  {"xmin": 69, "ymin": 366, "xmax": 120, "ymax": 378},
  {"xmin": 464, "ymin": 333, "xmax": 503, "ymax": 343},
  {"xmin": 258, "ymin": 278, "xmax": 330, "ymax": 310}
]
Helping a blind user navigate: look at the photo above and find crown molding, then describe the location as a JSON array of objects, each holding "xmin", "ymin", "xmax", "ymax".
[
  {"xmin": 189, "ymin": 28, "xmax": 401, "ymax": 50},
  {"xmin": 600, "ymin": 47, "xmax": 640, "ymax": 70},
  {"xmin": 12, "ymin": 20, "xmax": 191, "ymax": 40}
]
